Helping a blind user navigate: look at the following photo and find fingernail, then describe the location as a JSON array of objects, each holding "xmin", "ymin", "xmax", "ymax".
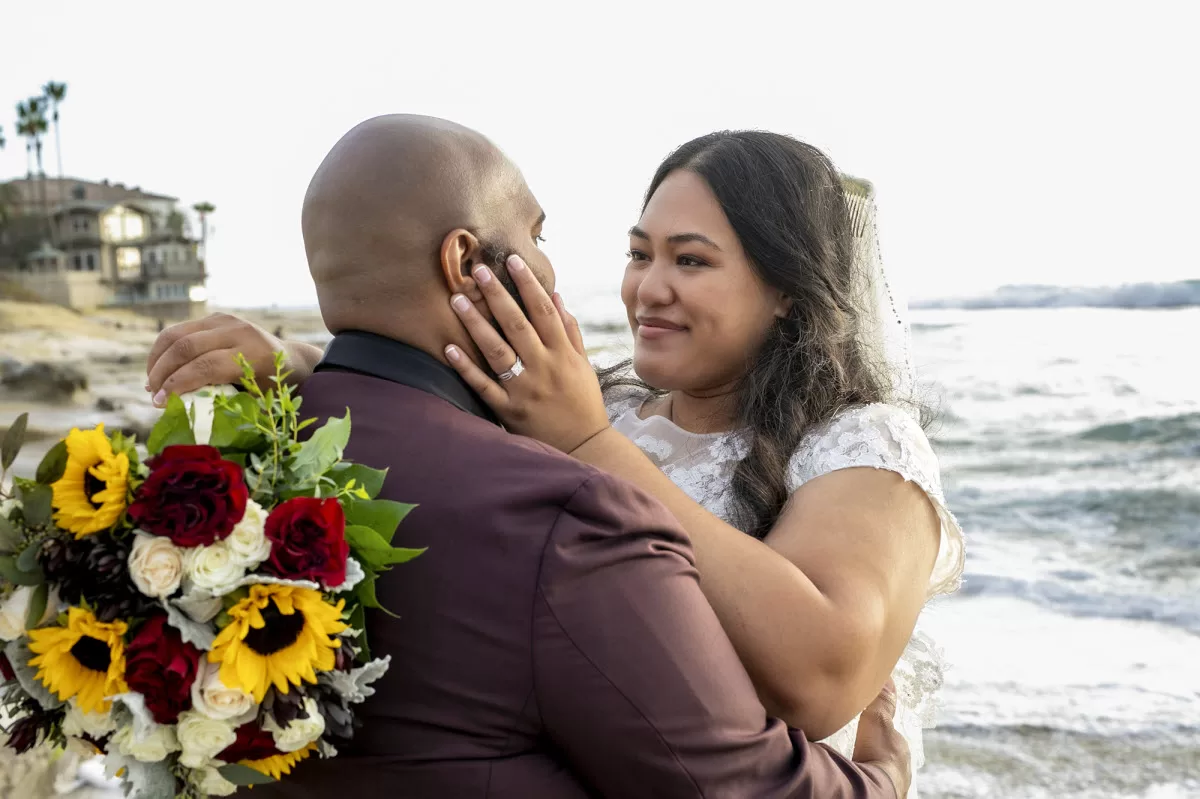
[
  {"xmin": 144, "ymin": 381, "xmax": 151, "ymax": 392},
  {"xmin": 152, "ymin": 390, "xmax": 167, "ymax": 407},
  {"xmin": 552, "ymin": 292, "xmax": 564, "ymax": 309},
  {"xmin": 473, "ymin": 265, "xmax": 493, "ymax": 284},
  {"xmin": 507, "ymin": 254, "xmax": 526, "ymax": 272},
  {"xmin": 444, "ymin": 345, "xmax": 462, "ymax": 363},
  {"xmin": 451, "ymin": 294, "xmax": 471, "ymax": 312}
]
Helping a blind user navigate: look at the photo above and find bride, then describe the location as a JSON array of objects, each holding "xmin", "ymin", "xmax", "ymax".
[{"xmin": 146, "ymin": 130, "xmax": 964, "ymax": 797}]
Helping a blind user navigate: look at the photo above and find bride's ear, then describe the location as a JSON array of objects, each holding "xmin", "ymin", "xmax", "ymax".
[
  {"xmin": 773, "ymin": 293, "xmax": 793, "ymax": 319},
  {"xmin": 440, "ymin": 229, "xmax": 485, "ymax": 301}
]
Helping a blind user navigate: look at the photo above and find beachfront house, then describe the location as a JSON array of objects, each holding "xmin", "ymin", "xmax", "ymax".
[{"xmin": 0, "ymin": 177, "xmax": 208, "ymax": 319}]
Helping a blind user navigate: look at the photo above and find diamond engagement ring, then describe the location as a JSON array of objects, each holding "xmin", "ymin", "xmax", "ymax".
[{"xmin": 497, "ymin": 357, "xmax": 525, "ymax": 382}]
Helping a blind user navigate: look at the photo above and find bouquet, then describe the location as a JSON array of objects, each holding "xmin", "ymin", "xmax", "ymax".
[{"xmin": 0, "ymin": 354, "xmax": 421, "ymax": 797}]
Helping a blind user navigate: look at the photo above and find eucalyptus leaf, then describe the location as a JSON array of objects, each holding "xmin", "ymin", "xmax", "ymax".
[
  {"xmin": 16, "ymin": 539, "xmax": 41, "ymax": 572},
  {"xmin": 0, "ymin": 554, "xmax": 43, "ymax": 586},
  {"xmin": 347, "ymin": 602, "xmax": 369, "ymax": 662},
  {"xmin": 16, "ymin": 483, "xmax": 52, "ymax": 527},
  {"xmin": 218, "ymin": 764, "xmax": 277, "ymax": 786},
  {"xmin": 4, "ymin": 639, "xmax": 63, "ymax": 709},
  {"xmin": 290, "ymin": 410, "xmax": 351, "ymax": 486},
  {"xmin": 146, "ymin": 394, "xmax": 196, "ymax": 455},
  {"xmin": 1, "ymin": 412, "xmax": 28, "ymax": 471},
  {"xmin": 34, "ymin": 440, "xmax": 68, "ymax": 485},
  {"xmin": 24, "ymin": 582, "xmax": 48, "ymax": 630},
  {"xmin": 0, "ymin": 516, "xmax": 20, "ymax": 554},
  {"xmin": 343, "ymin": 499, "xmax": 414, "ymax": 543}
]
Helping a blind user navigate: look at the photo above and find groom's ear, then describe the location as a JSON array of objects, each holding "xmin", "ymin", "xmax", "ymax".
[{"xmin": 440, "ymin": 229, "xmax": 486, "ymax": 302}]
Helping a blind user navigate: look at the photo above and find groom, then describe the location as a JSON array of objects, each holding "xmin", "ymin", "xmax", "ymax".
[{"xmin": 156, "ymin": 116, "xmax": 910, "ymax": 798}]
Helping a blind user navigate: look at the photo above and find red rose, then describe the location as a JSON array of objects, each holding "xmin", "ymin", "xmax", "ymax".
[
  {"xmin": 0, "ymin": 652, "xmax": 14, "ymax": 682},
  {"xmin": 128, "ymin": 445, "xmax": 248, "ymax": 548},
  {"xmin": 123, "ymin": 614, "xmax": 204, "ymax": 725},
  {"xmin": 262, "ymin": 497, "xmax": 348, "ymax": 586},
  {"xmin": 219, "ymin": 721, "xmax": 281, "ymax": 763}
]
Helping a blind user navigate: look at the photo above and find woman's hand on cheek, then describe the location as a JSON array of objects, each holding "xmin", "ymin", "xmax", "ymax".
[{"xmin": 444, "ymin": 255, "xmax": 611, "ymax": 454}]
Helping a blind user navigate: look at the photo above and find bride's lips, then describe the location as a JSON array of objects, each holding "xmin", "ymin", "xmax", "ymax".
[{"xmin": 636, "ymin": 316, "xmax": 687, "ymax": 340}]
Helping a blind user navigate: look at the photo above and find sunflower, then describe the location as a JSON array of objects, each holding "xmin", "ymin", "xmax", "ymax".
[
  {"xmin": 242, "ymin": 742, "xmax": 318, "ymax": 780},
  {"xmin": 51, "ymin": 425, "xmax": 130, "ymax": 539},
  {"xmin": 27, "ymin": 607, "xmax": 129, "ymax": 714},
  {"xmin": 209, "ymin": 585, "xmax": 346, "ymax": 703}
]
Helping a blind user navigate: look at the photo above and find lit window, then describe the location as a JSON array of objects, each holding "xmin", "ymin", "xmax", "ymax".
[{"xmin": 116, "ymin": 247, "xmax": 141, "ymax": 277}]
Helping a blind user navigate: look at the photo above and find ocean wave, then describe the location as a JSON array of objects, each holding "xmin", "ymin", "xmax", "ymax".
[
  {"xmin": 913, "ymin": 280, "xmax": 1200, "ymax": 310},
  {"xmin": 1078, "ymin": 413, "xmax": 1200, "ymax": 444},
  {"xmin": 957, "ymin": 574, "xmax": 1200, "ymax": 634}
]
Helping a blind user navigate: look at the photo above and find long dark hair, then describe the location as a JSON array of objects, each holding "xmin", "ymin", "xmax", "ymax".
[{"xmin": 600, "ymin": 130, "xmax": 894, "ymax": 539}]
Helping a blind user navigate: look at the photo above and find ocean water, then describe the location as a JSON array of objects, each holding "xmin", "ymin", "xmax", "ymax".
[{"xmin": 578, "ymin": 302, "xmax": 1200, "ymax": 798}]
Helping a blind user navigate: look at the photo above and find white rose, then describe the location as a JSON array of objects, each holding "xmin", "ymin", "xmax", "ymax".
[
  {"xmin": 264, "ymin": 697, "xmax": 326, "ymax": 753},
  {"xmin": 175, "ymin": 710, "xmax": 237, "ymax": 769},
  {"xmin": 0, "ymin": 585, "xmax": 57, "ymax": 641},
  {"xmin": 196, "ymin": 766, "xmax": 238, "ymax": 797},
  {"xmin": 111, "ymin": 722, "xmax": 180, "ymax": 763},
  {"xmin": 0, "ymin": 498, "xmax": 17, "ymax": 519},
  {"xmin": 61, "ymin": 701, "xmax": 117, "ymax": 738},
  {"xmin": 224, "ymin": 499, "xmax": 271, "ymax": 568},
  {"xmin": 183, "ymin": 542, "xmax": 245, "ymax": 596},
  {"xmin": 128, "ymin": 533, "xmax": 184, "ymax": 599},
  {"xmin": 191, "ymin": 659, "xmax": 257, "ymax": 722}
]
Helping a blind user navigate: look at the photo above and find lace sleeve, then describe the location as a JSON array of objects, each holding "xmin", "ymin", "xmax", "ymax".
[{"xmin": 787, "ymin": 403, "xmax": 964, "ymax": 597}]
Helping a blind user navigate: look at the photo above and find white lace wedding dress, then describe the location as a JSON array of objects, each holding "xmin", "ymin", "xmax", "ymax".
[{"xmin": 610, "ymin": 396, "xmax": 965, "ymax": 799}]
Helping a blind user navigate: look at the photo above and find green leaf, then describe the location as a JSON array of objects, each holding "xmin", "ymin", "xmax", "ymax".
[
  {"xmin": 16, "ymin": 484, "xmax": 52, "ymax": 527},
  {"xmin": 34, "ymin": 440, "xmax": 68, "ymax": 485},
  {"xmin": 345, "ymin": 525, "xmax": 423, "ymax": 571},
  {"xmin": 353, "ymin": 573, "xmax": 398, "ymax": 619},
  {"xmin": 16, "ymin": 540, "xmax": 41, "ymax": 573},
  {"xmin": 209, "ymin": 393, "xmax": 263, "ymax": 451},
  {"xmin": 290, "ymin": 410, "xmax": 351, "ymax": 486},
  {"xmin": 217, "ymin": 764, "xmax": 277, "ymax": 787},
  {"xmin": 343, "ymin": 499, "xmax": 415, "ymax": 543},
  {"xmin": 0, "ymin": 555, "xmax": 42, "ymax": 586},
  {"xmin": 24, "ymin": 582, "xmax": 48, "ymax": 630},
  {"xmin": 327, "ymin": 462, "xmax": 387, "ymax": 499},
  {"xmin": 0, "ymin": 516, "xmax": 20, "ymax": 554},
  {"xmin": 1, "ymin": 412, "xmax": 28, "ymax": 471},
  {"xmin": 146, "ymin": 394, "xmax": 196, "ymax": 455}
]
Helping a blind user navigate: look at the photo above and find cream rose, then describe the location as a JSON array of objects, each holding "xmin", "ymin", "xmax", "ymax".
[
  {"xmin": 111, "ymin": 722, "xmax": 180, "ymax": 763},
  {"xmin": 61, "ymin": 701, "xmax": 117, "ymax": 738},
  {"xmin": 0, "ymin": 585, "xmax": 58, "ymax": 641},
  {"xmin": 128, "ymin": 533, "xmax": 184, "ymax": 599},
  {"xmin": 224, "ymin": 499, "xmax": 271, "ymax": 568},
  {"xmin": 196, "ymin": 766, "xmax": 238, "ymax": 797},
  {"xmin": 182, "ymin": 542, "xmax": 245, "ymax": 596},
  {"xmin": 191, "ymin": 659, "xmax": 257, "ymax": 722},
  {"xmin": 264, "ymin": 697, "xmax": 326, "ymax": 753},
  {"xmin": 176, "ymin": 710, "xmax": 237, "ymax": 769}
]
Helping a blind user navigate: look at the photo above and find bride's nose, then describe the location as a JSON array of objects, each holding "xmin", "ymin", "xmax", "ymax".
[{"xmin": 636, "ymin": 260, "xmax": 674, "ymax": 307}]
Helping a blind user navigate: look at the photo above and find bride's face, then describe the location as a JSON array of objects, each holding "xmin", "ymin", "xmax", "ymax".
[{"xmin": 621, "ymin": 170, "xmax": 788, "ymax": 393}]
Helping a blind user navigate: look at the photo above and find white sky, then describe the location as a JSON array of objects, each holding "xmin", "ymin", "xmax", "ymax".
[{"xmin": 1, "ymin": 0, "xmax": 1196, "ymax": 309}]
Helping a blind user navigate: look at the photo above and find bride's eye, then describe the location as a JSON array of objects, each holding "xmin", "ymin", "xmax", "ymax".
[
  {"xmin": 535, "ymin": 235, "xmax": 547, "ymax": 245},
  {"xmin": 627, "ymin": 249, "xmax": 649, "ymax": 262}
]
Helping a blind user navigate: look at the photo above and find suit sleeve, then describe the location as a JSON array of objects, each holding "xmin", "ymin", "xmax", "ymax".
[{"xmin": 533, "ymin": 473, "xmax": 896, "ymax": 799}]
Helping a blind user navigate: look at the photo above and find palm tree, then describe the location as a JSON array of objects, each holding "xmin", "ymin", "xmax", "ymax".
[
  {"xmin": 16, "ymin": 98, "xmax": 51, "ymax": 240},
  {"xmin": 192, "ymin": 202, "xmax": 215, "ymax": 266},
  {"xmin": 42, "ymin": 82, "xmax": 67, "ymax": 179}
]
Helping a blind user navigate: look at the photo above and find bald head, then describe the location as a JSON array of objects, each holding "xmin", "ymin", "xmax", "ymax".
[{"xmin": 301, "ymin": 115, "xmax": 550, "ymax": 344}]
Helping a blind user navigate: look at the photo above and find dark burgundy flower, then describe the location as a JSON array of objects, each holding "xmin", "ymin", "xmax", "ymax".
[
  {"xmin": 0, "ymin": 652, "xmax": 15, "ymax": 682},
  {"xmin": 128, "ymin": 445, "xmax": 248, "ymax": 547},
  {"xmin": 123, "ymin": 614, "xmax": 203, "ymax": 724},
  {"xmin": 262, "ymin": 497, "xmax": 348, "ymax": 586},
  {"xmin": 219, "ymin": 722, "xmax": 282, "ymax": 763}
]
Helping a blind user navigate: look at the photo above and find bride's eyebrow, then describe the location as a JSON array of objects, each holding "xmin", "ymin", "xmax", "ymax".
[{"xmin": 629, "ymin": 225, "xmax": 722, "ymax": 252}]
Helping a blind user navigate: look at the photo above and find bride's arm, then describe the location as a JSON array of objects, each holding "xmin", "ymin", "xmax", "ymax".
[
  {"xmin": 444, "ymin": 256, "xmax": 942, "ymax": 739},
  {"xmin": 145, "ymin": 314, "xmax": 324, "ymax": 402},
  {"xmin": 571, "ymin": 427, "xmax": 939, "ymax": 738}
]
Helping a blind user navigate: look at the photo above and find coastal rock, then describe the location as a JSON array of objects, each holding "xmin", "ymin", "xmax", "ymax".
[
  {"xmin": 0, "ymin": 362, "xmax": 89, "ymax": 403},
  {"xmin": 96, "ymin": 397, "xmax": 122, "ymax": 412}
]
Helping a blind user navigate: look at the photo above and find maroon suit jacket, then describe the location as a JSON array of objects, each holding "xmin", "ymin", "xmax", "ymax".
[{"xmin": 249, "ymin": 333, "xmax": 893, "ymax": 799}]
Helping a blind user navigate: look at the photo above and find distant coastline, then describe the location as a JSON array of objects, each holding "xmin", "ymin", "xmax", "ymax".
[{"xmin": 912, "ymin": 280, "xmax": 1200, "ymax": 310}]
